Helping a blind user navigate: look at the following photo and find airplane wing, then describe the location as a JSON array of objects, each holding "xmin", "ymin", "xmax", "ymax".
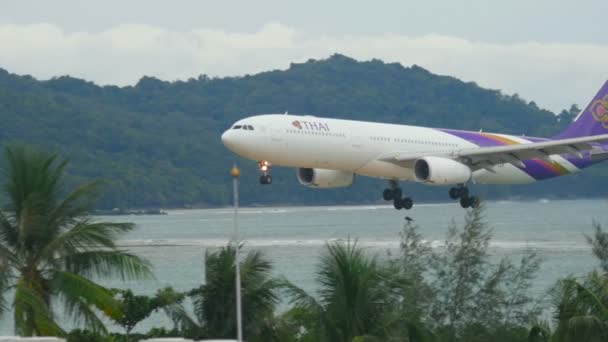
[{"xmin": 379, "ymin": 133, "xmax": 608, "ymax": 170}]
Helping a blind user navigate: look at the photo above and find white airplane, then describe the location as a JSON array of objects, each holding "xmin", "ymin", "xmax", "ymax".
[{"xmin": 221, "ymin": 81, "xmax": 608, "ymax": 209}]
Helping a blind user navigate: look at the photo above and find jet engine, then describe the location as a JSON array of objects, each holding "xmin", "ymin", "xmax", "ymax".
[
  {"xmin": 414, "ymin": 157, "xmax": 472, "ymax": 185},
  {"xmin": 297, "ymin": 168, "xmax": 355, "ymax": 188}
]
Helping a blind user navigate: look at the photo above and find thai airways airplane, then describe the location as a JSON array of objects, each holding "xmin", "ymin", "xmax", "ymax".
[{"xmin": 221, "ymin": 81, "xmax": 608, "ymax": 209}]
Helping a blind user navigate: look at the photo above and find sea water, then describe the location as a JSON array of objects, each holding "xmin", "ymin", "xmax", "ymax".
[{"xmin": 1, "ymin": 199, "xmax": 606, "ymax": 334}]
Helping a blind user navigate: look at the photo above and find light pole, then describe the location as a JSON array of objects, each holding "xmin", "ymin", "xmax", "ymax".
[{"xmin": 231, "ymin": 165, "xmax": 243, "ymax": 342}]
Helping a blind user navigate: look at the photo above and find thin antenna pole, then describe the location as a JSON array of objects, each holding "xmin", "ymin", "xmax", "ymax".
[{"xmin": 231, "ymin": 165, "xmax": 243, "ymax": 342}]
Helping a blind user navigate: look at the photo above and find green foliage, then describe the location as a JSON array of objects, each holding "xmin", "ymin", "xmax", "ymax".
[
  {"xmin": 586, "ymin": 222, "xmax": 608, "ymax": 273},
  {"xmin": 47, "ymin": 206, "xmax": 608, "ymax": 342},
  {"xmin": 0, "ymin": 55, "xmax": 600, "ymax": 209},
  {"xmin": 273, "ymin": 206, "xmax": 546, "ymax": 342},
  {"xmin": 549, "ymin": 223, "xmax": 608, "ymax": 341},
  {"xmin": 551, "ymin": 273, "xmax": 608, "ymax": 342},
  {"xmin": 67, "ymin": 329, "xmax": 108, "ymax": 342},
  {"xmin": 285, "ymin": 239, "xmax": 411, "ymax": 342},
  {"xmin": 394, "ymin": 221, "xmax": 434, "ymax": 328},
  {"xmin": 527, "ymin": 321, "xmax": 551, "ymax": 342},
  {"xmin": 121, "ymin": 289, "xmax": 155, "ymax": 333},
  {"xmin": 392, "ymin": 205, "xmax": 542, "ymax": 342},
  {"xmin": 110, "ymin": 287, "xmax": 185, "ymax": 338},
  {"xmin": 0, "ymin": 146, "xmax": 152, "ymax": 336},
  {"xmin": 167, "ymin": 244, "xmax": 282, "ymax": 341}
]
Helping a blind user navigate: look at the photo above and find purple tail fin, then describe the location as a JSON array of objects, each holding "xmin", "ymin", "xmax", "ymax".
[{"xmin": 556, "ymin": 80, "xmax": 608, "ymax": 139}]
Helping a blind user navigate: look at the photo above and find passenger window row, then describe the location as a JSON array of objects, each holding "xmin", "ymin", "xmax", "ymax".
[
  {"xmin": 286, "ymin": 129, "xmax": 346, "ymax": 137},
  {"xmin": 371, "ymin": 136, "xmax": 457, "ymax": 147}
]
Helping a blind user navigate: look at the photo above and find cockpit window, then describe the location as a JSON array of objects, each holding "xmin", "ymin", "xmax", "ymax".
[{"xmin": 233, "ymin": 124, "xmax": 254, "ymax": 130}]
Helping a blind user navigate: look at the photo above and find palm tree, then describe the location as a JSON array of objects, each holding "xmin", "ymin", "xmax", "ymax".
[
  {"xmin": 0, "ymin": 146, "xmax": 152, "ymax": 336},
  {"xmin": 549, "ymin": 222, "xmax": 608, "ymax": 342},
  {"xmin": 285, "ymin": 239, "xmax": 410, "ymax": 342},
  {"xmin": 173, "ymin": 244, "xmax": 281, "ymax": 341},
  {"xmin": 551, "ymin": 272, "xmax": 608, "ymax": 342}
]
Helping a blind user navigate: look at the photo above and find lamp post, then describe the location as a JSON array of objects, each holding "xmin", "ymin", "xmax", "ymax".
[{"xmin": 231, "ymin": 165, "xmax": 243, "ymax": 342}]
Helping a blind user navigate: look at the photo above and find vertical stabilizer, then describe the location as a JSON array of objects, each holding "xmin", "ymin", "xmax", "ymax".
[{"xmin": 557, "ymin": 80, "xmax": 608, "ymax": 138}]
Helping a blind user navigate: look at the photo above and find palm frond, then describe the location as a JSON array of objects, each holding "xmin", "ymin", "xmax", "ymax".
[
  {"xmin": 317, "ymin": 239, "xmax": 377, "ymax": 305},
  {"xmin": 193, "ymin": 244, "xmax": 284, "ymax": 338},
  {"xmin": 0, "ymin": 211, "xmax": 18, "ymax": 248},
  {"xmin": 240, "ymin": 250, "xmax": 280, "ymax": 318},
  {"xmin": 280, "ymin": 278, "xmax": 321, "ymax": 315},
  {"xmin": 313, "ymin": 239, "xmax": 410, "ymax": 340},
  {"xmin": 162, "ymin": 299, "xmax": 203, "ymax": 337},
  {"xmin": 564, "ymin": 315, "xmax": 608, "ymax": 342},
  {"xmin": 0, "ymin": 258, "xmax": 10, "ymax": 315},
  {"xmin": 46, "ymin": 181, "xmax": 101, "ymax": 232},
  {"xmin": 3, "ymin": 146, "xmax": 68, "ymax": 252},
  {"xmin": 241, "ymin": 250, "xmax": 273, "ymax": 281},
  {"xmin": 61, "ymin": 250, "xmax": 153, "ymax": 280},
  {"xmin": 561, "ymin": 277, "xmax": 608, "ymax": 319},
  {"xmin": 0, "ymin": 240, "xmax": 17, "ymax": 267},
  {"xmin": 38, "ymin": 220, "xmax": 135, "ymax": 261},
  {"xmin": 13, "ymin": 277, "xmax": 65, "ymax": 337},
  {"xmin": 0, "ymin": 146, "xmax": 154, "ymax": 336},
  {"xmin": 50, "ymin": 270, "xmax": 121, "ymax": 333}
]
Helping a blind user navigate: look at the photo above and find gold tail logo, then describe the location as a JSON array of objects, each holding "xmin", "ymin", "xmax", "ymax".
[{"xmin": 590, "ymin": 95, "xmax": 608, "ymax": 129}]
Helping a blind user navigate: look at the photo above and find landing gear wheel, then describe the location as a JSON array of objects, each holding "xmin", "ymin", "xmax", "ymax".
[
  {"xmin": 384, "ymin": 181, "xmax": 413, "ymax": 210},
  {"xmin": 402, "ymin": 197, "xmax": 413, "ymax": 210},
  {"xmin": 460, "ymin": 196, "xmax": 480, "ymax": 209},
  {"xmin": 393, "ymin": 198, "xmax": 403, "ymax": 210},
  {"xmin": 449, "ymin": 187, "xmax": 460, "ymax": 200},
  {"xmin": 258, "ymin": 161, "xmax": 272, "ymax": 185},
  {"xmin": 383, "ymin": 188, "xmax": 394, "ymax": 201},
  {"xmin": 259, "ymin": 174, "xmax": 272, "ymax": 185},
  {"xmin": 393, "ymin": 197, "xmax": 413, "ymax": 210},
  {"xmin": 449, "ymin": 185, "xmax": 469, "ymax": 201}
]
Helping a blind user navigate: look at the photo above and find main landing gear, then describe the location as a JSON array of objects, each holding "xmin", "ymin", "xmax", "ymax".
[
  {"xmin": 383, "ymin": 180, "xmax": 413, "ymax": 210},
  {"xmin": 449, "ymin": 184, "xmax": 480, "ymax": 209},
  {"xmin": 259, "ymin": 161, "xmax": 272, "ymax": 185}
]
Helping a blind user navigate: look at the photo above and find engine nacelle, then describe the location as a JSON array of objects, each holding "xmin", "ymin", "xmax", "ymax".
[
  {"xmin": 297, "ymin": 168, "xmax": 355, "ymax": 188},
  {"xmin": 414, "ymin": 157, "xmax": 472, "ymax": 185}
]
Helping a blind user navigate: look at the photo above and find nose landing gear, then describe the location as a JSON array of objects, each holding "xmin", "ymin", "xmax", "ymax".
[
  {"xmin": 449, "ymin": 184, "xmax": 480, "ymax": 209},
  {"xmin": 259, "ymin": 161, "xmax": 272, "ymax": 185},
  {"xmin": 383, "ymin": 180, "xmax": 413, "ymax": 210}
]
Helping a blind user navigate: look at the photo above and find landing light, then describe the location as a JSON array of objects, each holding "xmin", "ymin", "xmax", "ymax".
[{"xmin": 259, "ymin": 161, "xmax": 271, "ymax": 172}]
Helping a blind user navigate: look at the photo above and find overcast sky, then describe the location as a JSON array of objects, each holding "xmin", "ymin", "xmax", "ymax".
[{"xmin": 2, "ymin": 0, "xmax": 608, "ymax": 112}]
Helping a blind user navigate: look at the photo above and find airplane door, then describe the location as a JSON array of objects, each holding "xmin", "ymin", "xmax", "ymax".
[
  {"xmin": 269, "ymin": 127, "xmax": 287, "ymax": 153},
  {"xmin": 271, "ymin": 127, "xmax": 283, "ymax": 143},
  {"xmin": 350, "ymin": 126, "xmax": 365, "ymax": 150}
]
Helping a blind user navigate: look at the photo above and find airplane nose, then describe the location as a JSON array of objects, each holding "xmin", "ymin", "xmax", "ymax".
[{"xmin": 221, "ymin": 130, "xmax": 234, "ymax": 148}]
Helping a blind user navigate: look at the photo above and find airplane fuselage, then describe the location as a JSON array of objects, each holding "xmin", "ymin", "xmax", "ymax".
[{"xmin": 221, "ymin": 114, "xmax": 596, "ymax": 185}]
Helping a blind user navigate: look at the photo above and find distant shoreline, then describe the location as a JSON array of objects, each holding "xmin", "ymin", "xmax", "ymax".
[{"xmin": 94, "ymin": 197, "xmax": 608, "ymax": 215}]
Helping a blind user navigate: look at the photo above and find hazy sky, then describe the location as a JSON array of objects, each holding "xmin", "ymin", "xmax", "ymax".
[{"xmin": 2, "ymin": 0, "xmax": 608, "ymax": 112}]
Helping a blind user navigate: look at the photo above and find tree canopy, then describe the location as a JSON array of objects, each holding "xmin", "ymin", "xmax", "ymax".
[{"xmin": 0, "ymin": 55, "xmax": 603, "ymax": 208}]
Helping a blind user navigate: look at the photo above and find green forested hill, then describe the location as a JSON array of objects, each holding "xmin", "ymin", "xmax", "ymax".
[{"xmin": 0, "ymin": 54, "xmax": 603, "ymax": 208}]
